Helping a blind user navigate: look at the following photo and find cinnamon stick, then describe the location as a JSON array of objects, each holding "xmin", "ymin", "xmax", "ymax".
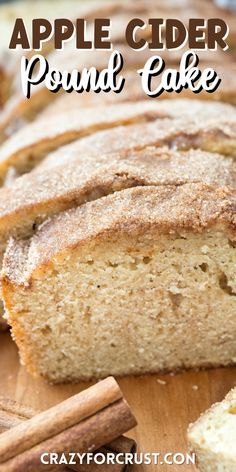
[
  {"xmin": 0, "ymin": 377, "xmax": 137, "ymax": 472},
  {"xmin": 70, "ymin": 438, "xmax": 137, "ymax": 472},
  {"xmin": 0, "ymin": 397, "xmax": 37, "ymax": 420},
  {"xmin": 0, "ymin": 411, "xmax": 27, "ymax": 433},
  {"xmin": 69, "ymin": 448, "xmax": 132, "ymax": 472},
  {"xmin": 0, "ymin": 396, "xmax": 137, "ymax": 472},
  {"xmin": 0, "ymin": 377, "xmax": 122, "ymax": 462},
  {"xmin": 106, "ymin": 436, "xmax": 137, "ymax": 455},
  {"xmin": 0, "ymin": 400, "xmax": 135, "ymax": 472}
]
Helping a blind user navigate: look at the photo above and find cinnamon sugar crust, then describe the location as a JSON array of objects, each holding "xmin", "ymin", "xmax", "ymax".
[
  {"xmin": 3, "ymin": 183, "xmax": 236, "ymax": 287},
  {"xmin": 0, "ymin": 101, "xmax": 166, "ymax": 184},
  {"xmin": 0, "ymin": 148, "xmax": 235, "ymax": 241},
  {"xmin": 0, "ymin": 99, "xmax": 236, "ymax": 185},
  {"xmin": 39, "ymin": 110, "xmax": 236, "ymax": 173}
]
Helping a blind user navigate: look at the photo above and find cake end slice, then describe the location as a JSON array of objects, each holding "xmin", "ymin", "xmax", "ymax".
[{"xmin": 188, "ymin": 388, "xmax": 236, "ymax": 472}]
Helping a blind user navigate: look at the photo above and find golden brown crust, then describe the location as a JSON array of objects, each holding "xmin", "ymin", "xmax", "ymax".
[
  {"xmin": 0, "ymin": 147, "xmax": 235, "ymax": 239},
  {"xmin": 0, "ymin": 101, "xmax": 168, "ymax": 183},
  {"xmin": 38, "ymin": 111, "xmax": 236, "ymax": 173},
  {"xmin": 3, "ymin": 183, "xmax": 236, "ymax": 287},
  {"xmin": 1, "ymin": 99, "xmax": 236, "ymax": 184}
]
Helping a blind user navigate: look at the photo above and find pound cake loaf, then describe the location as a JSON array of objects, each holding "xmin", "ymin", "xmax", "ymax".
[
  {"xmin": 2, "ymin": 183, "xmax": 236, "ymax": 382},
  {"xmin": 188, "ymin": 388, "xmax": 236, "ymax": 472}
]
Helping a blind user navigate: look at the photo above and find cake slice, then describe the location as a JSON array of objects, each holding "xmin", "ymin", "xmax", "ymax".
[
  {"xmin": 2, "ymin": 183, "xmax": 236, "ymax": 382},
  {"xmin": 1, "ymin": 99, "xmax": 236, "ymax": 185},
  {"xmin": 188, "ymin": 388, "xmax": 236, "ymax": 472},
  {"xmin": 38, "ymin": 112, "xmax": 236, "ymax": 173}
]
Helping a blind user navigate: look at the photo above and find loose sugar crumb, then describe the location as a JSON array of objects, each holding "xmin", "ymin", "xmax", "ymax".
[{"xmin": 157, "ymin": 379, "xmax": 167, "ymax": 385}]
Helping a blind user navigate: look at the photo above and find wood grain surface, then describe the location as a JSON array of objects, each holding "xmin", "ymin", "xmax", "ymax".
[{"xmin": 0, "ymin": 332, "xmax": 235, "ymax": 472}]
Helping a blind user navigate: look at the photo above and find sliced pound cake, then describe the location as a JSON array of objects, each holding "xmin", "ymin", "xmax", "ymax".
[
  {"xmin": 188, "ymin": 388, "xmax": 236, "ymax": 472},
  {"xmin": 2, "ymin": 183, "xmax": 236, "ymax": 382}
]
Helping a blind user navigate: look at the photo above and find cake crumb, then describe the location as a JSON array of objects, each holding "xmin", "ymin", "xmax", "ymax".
[
  {"xmin": 192, "ymin": 385, "xmax": 199, "ymax": 391},
  {"xmin": 157, "ymin": 379, "xmax": 167, "ymax": 385}
]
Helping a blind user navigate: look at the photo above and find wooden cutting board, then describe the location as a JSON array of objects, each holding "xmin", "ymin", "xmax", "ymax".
[{"xmin": 0, "ymin": 331, "xmax": 235, "ymax": 472}]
